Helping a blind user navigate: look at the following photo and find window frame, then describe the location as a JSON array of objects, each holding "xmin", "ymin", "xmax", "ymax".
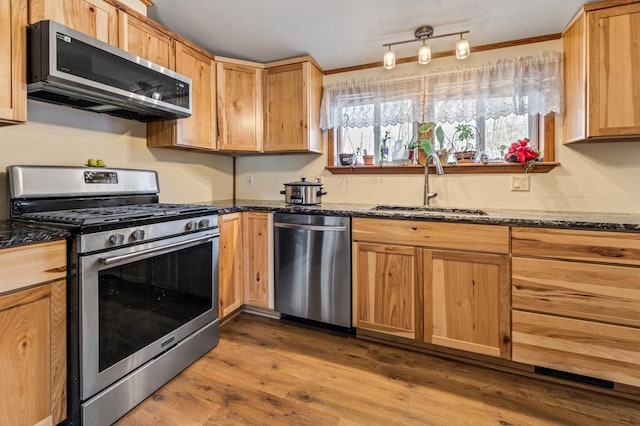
[{"xmin": 326, "ymin": 112, "xmax": 558, "ymax": 175}]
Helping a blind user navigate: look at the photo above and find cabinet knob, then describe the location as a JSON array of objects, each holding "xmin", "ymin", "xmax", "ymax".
[
  {"xmin": 502, "ymin": 335, "xmax": 511, "ymax": 344},
  {"xmin": 255, "ymin": 272, "xmax": 260, "ymax": 282}
]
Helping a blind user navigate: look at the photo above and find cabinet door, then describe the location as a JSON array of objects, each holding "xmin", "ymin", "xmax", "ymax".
[
  {"xmin": 217, "ymin": 62, "xmax": 263, "ymax": 152},
  {"xmin": 353, "ymin": 242, "xmax": 418, "ymax": 339},
  {"xmin": 425, "ymin": 250, "xmax": 510, "ymax": 358},
  {"xmin": 0, "ymin": 0, "xmax": 27, "ymax": 125},
  {"xmin": 218, "ymin": 213, "xmax": 244, "ymax": 319},
  {"xmin": 243, "ymin": 212, "xmax": 271, "ymax": 308},
  {"xmin": 264, "ymin": 61, "xmax": 322, "ymax": 153},
  {"xmin": 588, "ymin": 3, "xmax": 640, "ymax": 137},
  {"xmin": 0, "ymin": 279, "xmax": 66, "ymax": 426},
  {"xmin": 118, "ymin": 13, "xmax": 173, "ymax": 68},
  {"xmin": 147, "ymin": 41, "xmax": 216, "ymax": 150},
  {"xmin": 29, "ymin": 0, "xmax": 118, "ymax": 45}
]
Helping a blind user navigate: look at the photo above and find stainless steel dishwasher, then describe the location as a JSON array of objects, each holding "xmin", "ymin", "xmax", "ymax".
[{"xmin": 274, "ymin": 213, "xmax": 351, "ymax": 328}]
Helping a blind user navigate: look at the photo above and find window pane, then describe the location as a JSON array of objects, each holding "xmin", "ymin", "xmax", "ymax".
[
  {"xmin": 381, "ymin": 122, "xmax": 416, "ymax": 164},
  {"xmin": 485, "ymin": 113, "xmax": 530, "ymax": 159}
]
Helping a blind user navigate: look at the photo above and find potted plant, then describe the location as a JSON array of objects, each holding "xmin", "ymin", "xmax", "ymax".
[
  {"xmin": 504, "ymin": 138, "xmax": 540, "ymax": 171},
  {"xmin": 451, "ymin": 123, "xmax": 478, "ymax": 163},
  {"xmin": 416, "ymin": 122, "xmax": 446, "ymax": 164}
]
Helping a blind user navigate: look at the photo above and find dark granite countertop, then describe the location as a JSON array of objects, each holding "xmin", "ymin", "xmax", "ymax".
[
  {"xmin": 0, "ymin": 222, "xmax": 69, "ymax": 250},
  {"xmin": 200, "ymin": 199, "xmax": 640, "ymax": 233}
]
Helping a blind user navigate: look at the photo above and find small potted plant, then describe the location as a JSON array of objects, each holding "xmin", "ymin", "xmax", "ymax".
[
  {"xmin": 451, "ymin": 123, "xmax": 478, "ymax": 163},
  {"xmin": 504, "ymin": 138, "xmax": 540, "ymax": 171}
]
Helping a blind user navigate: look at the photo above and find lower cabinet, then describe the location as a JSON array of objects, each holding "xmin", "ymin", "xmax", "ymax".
[
  {"xmin": 243, "ymin": 212, "xmax": 272, "ymax": 309},
  {"xmin": 0, "ymin": 240, "xmax": 67, "ymax": 426},
  {"xmin": 424, "ymin": 249, "xmax": 510, "ymax": 358},
  {"xmin": 218, "ymin": 213, "xmax": 244, "ymax": 319},
  {"xmin": 352, "ymin": 218, "xmax": 511, "ymax": 359},
  {"xmin": 352, "ymin": 242, "xmax": 418, "ymax": 339},
  {"xmin": 511, "ymin": 226, "xmax": 640, "ymax": 387}
]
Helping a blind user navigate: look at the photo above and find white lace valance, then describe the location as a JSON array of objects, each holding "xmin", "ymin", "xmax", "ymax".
[{"xmin": 319, "ymin": 51, "xmax": 562, "ymax": 130}]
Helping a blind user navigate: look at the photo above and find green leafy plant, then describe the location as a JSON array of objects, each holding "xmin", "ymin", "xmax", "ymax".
[
  {"xmin": 451, "ymin": 123, "xmax": 478, "ymax": 152},
  {"xmin": 379, "ymin": 130, "xmax": 391, "ymax": 165},
  {"xmin": 418, "ymin": 122, "xmax": 445, "ymax": 156}
]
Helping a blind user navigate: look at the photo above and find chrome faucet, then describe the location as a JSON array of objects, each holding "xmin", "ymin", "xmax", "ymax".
[{"xmin": 424, "ymin": 153, "xmax": 445, "ymax": 207}]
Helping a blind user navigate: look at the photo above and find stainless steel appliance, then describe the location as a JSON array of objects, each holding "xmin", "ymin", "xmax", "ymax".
[
  {"xmin": 274, "ymin": 213, "xmax": 351, "ymax": 328},
  {"xmin": 280, "ymin": 177, "xmax": 327, "ymax": 205},
  {"xmin": 27, "ymin": 20, "xmax": 192, "ymax": 121},
  {"xmin": 8, "ymin": 165, "xmax": 219, "ymax": 426}
]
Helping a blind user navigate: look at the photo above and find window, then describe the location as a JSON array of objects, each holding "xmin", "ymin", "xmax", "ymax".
[{"xmin": 321, "ymin": 51, "xmax": 561, "ymax": 172}]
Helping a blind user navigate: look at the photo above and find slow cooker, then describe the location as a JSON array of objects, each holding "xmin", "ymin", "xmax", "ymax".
[{"xmin": 280, "ymin": 177, "xmax": 327, "ymax": 205}]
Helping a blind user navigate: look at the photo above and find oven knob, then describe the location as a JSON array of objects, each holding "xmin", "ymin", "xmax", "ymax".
[
  {"xmin": 198, "ymin": 219, "xmax": 210, "ymax": 229},
  {"xmin": 185, "ymin": 221, "xmax": 196, "ymax": 231},
  {"xmin": 108, "ymin": 233, "xmax": 124, "ymax": 245},
  {"xmin": 130, "ymin": 229, "xmax": 145, "ymax": 241}
]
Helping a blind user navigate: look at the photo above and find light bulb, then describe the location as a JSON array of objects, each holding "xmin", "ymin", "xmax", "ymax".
[
  {"xmin": 455, "ymin": 36, "xmax": 470, "ymax": 60},
  {"xmin": 383, "ymin": 47, "xmax": 396, "ymax": 70},
  {"xmin": 418, "ymin": 42, "xmax": 431, "ymax": 65}
]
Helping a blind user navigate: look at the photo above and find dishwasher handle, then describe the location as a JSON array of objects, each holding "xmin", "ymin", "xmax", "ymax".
[{"xmin": 274, "ymin": 222, "xmax": 348, "ymax": 232}]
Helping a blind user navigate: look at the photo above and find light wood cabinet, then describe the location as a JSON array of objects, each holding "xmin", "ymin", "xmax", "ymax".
[
  {"xmin": 0, "ymin": 0, "xmax": 27, "ymax": 126},
  {"xmin": 0, "ymin": 240, "xmax": 67, "ymax": 425},
  {"xmin": 511, "ymin": 226, "xmax": 640, "ymax": 387},
  {"xmin": 118, "ymin": 12, "xmax": 173, "ymax": 68},
  {"xmin": 263, "ymin": 57, "xmax": 323, "ymax": 153},
  {"xmin": 352, "ymin": 218, "xmax": 510, "ymax": 358},
  {"xmin": 243, "ymin": 212, "xmax": 272, "ymax": 308},
  {"xmin": 563, "ymin": 1, "xmax": 640, "ymax": 143},
  {"xmin": 29, "ymin": 0, "xmax": 118, "ymax": 46},
  {"xmin": 218, "ymin": 213, "xmax": 244, "ymax": 319},
  {"xmin": 147, "ymin": 41, "xmax": 217, "ymax": 150},
  {"xmin": 425, "ymin": 249, "xmax": 510, "ymax": 358},
  {"xmin": 217, "ymin": 59, "xmax": 263, "ymax": 152},
  {"xmin": 352, "ymin": 242, "xmax": 418, "ymax": 339}
]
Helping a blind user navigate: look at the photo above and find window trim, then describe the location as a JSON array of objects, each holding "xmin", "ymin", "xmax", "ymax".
[{"xmin": 327, "ymin": 112, "xmax": 559, "ymax": 175}]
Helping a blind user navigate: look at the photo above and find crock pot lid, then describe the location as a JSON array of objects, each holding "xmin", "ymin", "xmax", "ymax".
[{"xmin": 283, "ymin": 177, "xmax": 321, "ymax": 186}]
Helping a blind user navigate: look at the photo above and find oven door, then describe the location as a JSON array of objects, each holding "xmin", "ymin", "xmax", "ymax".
[{"xmin": 78, "ymin": 229, "xmax": 218, "ymax": 401}]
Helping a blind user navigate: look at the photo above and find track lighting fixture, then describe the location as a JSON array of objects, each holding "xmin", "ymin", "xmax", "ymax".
[{"xmin": 382, "ymin": 25, "xmax": 471, "ymax": 69}]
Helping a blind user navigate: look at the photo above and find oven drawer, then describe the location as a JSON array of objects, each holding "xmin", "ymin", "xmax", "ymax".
[{"xmin": 512, "ymin": 311, "xmax": 640, "ymax": 387}]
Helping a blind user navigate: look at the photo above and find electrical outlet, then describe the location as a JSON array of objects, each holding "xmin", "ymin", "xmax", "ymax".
[
  {"xmin": 315, "ymin": 176, "xmax": 323, "ymax": 184},
  {"xmin": 511, "ymin": 175, "xmax": 530, "ymax": 192},
  {"xmin": 246, "ymin": 175, "xmax": 254, "ymax": 187}
]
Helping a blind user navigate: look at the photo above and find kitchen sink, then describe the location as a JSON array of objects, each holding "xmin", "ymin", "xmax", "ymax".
[{"xmin": 371, "ymin": 205, "xmax": 488, "ymax": 216}]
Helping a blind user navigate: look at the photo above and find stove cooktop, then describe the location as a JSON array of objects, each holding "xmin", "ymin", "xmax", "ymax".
[{"xmin": 16, "ymin": 203, "xmax": 218, "ymax": 226}]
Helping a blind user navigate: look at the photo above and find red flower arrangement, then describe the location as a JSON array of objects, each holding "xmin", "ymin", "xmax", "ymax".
[{"xmin": 504, "ymin": 138, "xmax": 540, "ymax": 170}]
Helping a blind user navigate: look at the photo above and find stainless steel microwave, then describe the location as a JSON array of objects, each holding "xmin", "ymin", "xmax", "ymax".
[{"xmin": 27, "ymin": 20, "xmax": 192, "ymax": 122}]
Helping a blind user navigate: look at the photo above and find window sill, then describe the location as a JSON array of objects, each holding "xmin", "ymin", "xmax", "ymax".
[{"xmin": 326, "ymin": 162, "xmax": 560, "ymax": 175}]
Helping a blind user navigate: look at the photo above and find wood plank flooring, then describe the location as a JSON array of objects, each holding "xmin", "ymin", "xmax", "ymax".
[{"xmin": 116, "ymin": 313, "xmax": 640, "ymax": 426}]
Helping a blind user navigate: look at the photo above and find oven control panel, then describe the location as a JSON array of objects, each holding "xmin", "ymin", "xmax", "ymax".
[{"xmin": 78, "ymin": 214, "xmax": 219, "ymax": 253}]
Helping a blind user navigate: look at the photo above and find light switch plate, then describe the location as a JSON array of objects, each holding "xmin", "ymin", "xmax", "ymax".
[{"xmin": 511, "ymin": 175, "xmax": 530, "ymax": 192}]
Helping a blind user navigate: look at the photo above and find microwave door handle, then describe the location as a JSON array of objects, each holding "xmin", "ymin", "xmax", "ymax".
[{"xmin": 98, "ymin": 234, "xmax": 216, "ymax": 265}]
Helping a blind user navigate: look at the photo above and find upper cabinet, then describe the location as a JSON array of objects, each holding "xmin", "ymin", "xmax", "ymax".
[
  {"xmin": 147, "ymin": 41, "xmax": 217, "ymax": 150},
  {"xmin": 563, "ymin": 1, "xmax": 640, "ymax": 143},
  {"xmin": 118, "ymin": 12, "xmax": 173, "ymax": 68},
  {"xmin": 29, "ymin": 0, "xmax": 118, "ymax": 46},
  {"xmin": 217, "ymin": 59, "xmax": 263, "ymax": 152},
  {"xmin": 0, "ymin": 0, "xmax": 27, "ymax": 126},
  {"xmin": 263, "ymin": 58, "xmax": 323, "ymax": 153}
]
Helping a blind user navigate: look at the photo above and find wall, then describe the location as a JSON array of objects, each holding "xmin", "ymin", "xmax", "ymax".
[
  {"xmin": 236, "ymin": 39, "xmax": 640, "ymax": 214},
  {"xmin": 0, "ymin": 101, "xmax": 234, "ymax": 220}
]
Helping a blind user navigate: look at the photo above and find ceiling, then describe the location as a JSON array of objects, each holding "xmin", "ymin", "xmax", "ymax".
[{"xmin": 147, "ymin": 0, "xmax": 595, "ymax": 71}]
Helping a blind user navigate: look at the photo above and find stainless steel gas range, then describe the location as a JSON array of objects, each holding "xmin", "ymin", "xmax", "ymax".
[{"xmin": 7, "ymin": 165, "xmax": 220, "ymax": 426}]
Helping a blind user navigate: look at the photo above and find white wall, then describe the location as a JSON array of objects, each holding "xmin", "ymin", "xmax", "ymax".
[
  {"xmin": 236, "ymin": 40, "xmax": 640, "ymax": 214},
  {"xmin": 0, "ymin": 101, "xmax": 234, "ymax": 220}
]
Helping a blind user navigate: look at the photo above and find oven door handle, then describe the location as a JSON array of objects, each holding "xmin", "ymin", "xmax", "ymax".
[{"xmin": 98, "ymin": 234, "xmax": 216, "ymax": 265}]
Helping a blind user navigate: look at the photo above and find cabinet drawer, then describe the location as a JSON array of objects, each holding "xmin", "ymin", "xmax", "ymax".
[
  {"xmin": 512, "ymin": 227, "xmax": 640, "ymax": 265},
  {"xmin": 0, "ymin": 241, "xmax": 66, "ymax": 294},
  {"xmin": 352, "ymin": 218, "xmax": 508, "ymax": 253},
  {"xmin": 512, "ymin": 257, "xmax": 640, "ymax": 328},
  {"xmin": 512, "ymin": 311, "xmax": 640, "ymax": 387}
]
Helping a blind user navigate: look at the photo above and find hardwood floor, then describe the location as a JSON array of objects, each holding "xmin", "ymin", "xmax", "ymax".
[{"xmin": 117, "ymin": 313, "xmax": 640, "ymax": 425}]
